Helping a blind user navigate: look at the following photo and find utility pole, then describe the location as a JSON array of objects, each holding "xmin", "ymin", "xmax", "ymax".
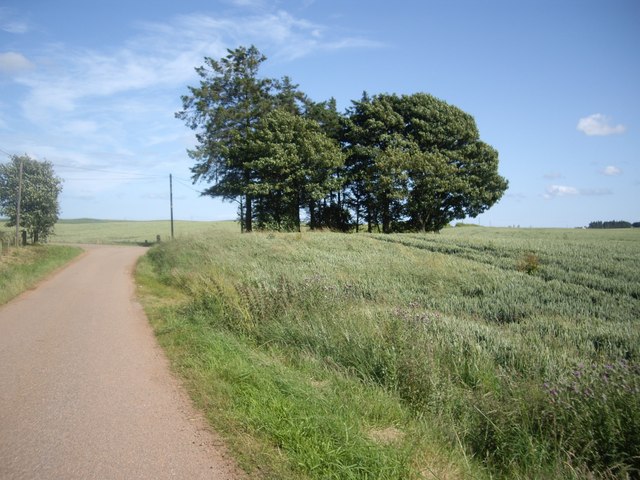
[
  {"xmin": 15, "ymin": 156, "xmax": 24, "ymax": 247},
  {"xmin": 169, "ymin": 174, "xmax": 174, "ymax": 240}
]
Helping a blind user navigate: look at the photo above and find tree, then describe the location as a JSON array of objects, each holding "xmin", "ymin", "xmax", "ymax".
[
  {"xmin": 303, "ymin": 98, "xmax": 349, "ymax": 230},
  {"xmin": 0, "ymin": 155, "xmax": 62, "ymax": 243},
  {"xmin": 245, "ymin": 109, "xmax": 344, "ymax": 231},
  {"xmin": 343, "ymin": 92, "xmax": 410, "ymax": 233},
  {"xmin": 588, "ymin": 220, "xmax": 633, "ymax": 229},
  {"xmin": 176, "ymin": 46, "xmax": 308, "ymax": 233},
  {"xmin": 343, "ymin": 93, "xmax": 508, "ymax": 232}
]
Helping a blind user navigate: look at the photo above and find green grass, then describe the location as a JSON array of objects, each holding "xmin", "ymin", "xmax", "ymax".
[
  {"xmin": 137, "ymin": 255, "xmax": 467, "ymax": 479},
  {"xmin": 0, "ymin": 244, "xmax": 83, "ymax": 305},
  {"xmin": 51, "ymin": 219, "xmax": 237, "ymax": 244},
  {"xmin": 137, "ymin": 227, "xmax": 640, "ymax": 479}
]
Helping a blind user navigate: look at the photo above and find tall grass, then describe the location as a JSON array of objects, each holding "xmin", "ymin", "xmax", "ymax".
[
  {"xmin": 0, "ymin": 244, "xmax": 82, "ymax": 304},
  {"xmin": 140, "ymin": 228, "xmax": 640, "ymax": 478}
]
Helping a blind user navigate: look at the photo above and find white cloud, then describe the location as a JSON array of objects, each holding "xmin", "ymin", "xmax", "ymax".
[
  {"xmin": 601, "ymin": 165, "xmax": 621, "ymax": 176},
  {"xmin": 0, "ymin": 51, "xmax": 35, "ymax": 74},
  {"xmin": 577, "ymin": 113, "xmax": 626, "ymax": 136},
  {"xmin": 544, "ymin": 184, "xmax": 612, "ymax": 199},
  {"xmin": 545, "ymin": 185, "xmax": 579, "ymax": 198}
]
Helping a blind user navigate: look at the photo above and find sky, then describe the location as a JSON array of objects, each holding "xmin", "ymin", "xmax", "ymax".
[{"xmin": 0, "ymin": 0, "xmax": 638, "ymax": 227}]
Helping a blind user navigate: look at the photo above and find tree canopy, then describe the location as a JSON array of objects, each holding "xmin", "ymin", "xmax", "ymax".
[
  {"xmin": 246, "ymin": 109, "xmax": 343, "ymax": 231},
  {"xmin": 0, "ymin": 155, "xmax": 62, "ymax": 243},
  {"xmin": 177, "ymin": 45, "xmax": 508, "ymax": 233},
  {"xmin": 588, "ymin": 220, "xmax": 636, "ymax": 229},
  {"xmin": 176, "ymin": 45, "xmax": 308, "ymax": 232}
]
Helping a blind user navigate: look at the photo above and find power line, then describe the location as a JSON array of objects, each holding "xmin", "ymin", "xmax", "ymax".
[
  {"xmin": 174, "ymin": 178, "xmax": 203, "ymax": 194},
  {"xmin": 0, "ymin": 147, "xmax": 15, "ymax": 158}
]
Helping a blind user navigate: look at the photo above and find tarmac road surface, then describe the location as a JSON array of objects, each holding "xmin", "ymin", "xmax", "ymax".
[{"xmin": 0, "ymin": 245, "xmax": 243, "ymax": 479}]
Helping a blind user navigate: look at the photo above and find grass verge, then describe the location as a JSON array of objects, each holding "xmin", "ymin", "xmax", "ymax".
[
  {"xmin": 136, "ymin": 253, "xmax": 471, "ymax": 479},
  {"xmin": 0, "ymin": 244, "xmax": 83, "ymax": 305}
]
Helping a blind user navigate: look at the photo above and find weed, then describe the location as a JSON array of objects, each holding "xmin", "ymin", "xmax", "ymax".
[{"xmin": 517, "ymin": 252, "xmax": 540, "ymax": 275}]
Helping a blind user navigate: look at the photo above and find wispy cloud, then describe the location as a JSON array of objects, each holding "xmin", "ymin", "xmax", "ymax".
[
  {"xmin": 577, "ymin": 113, "xmax": 626, "ymax": 136},
  {"xmin": 17, "ymin": 10, "xmax": 381, "ymax": 123},
  {"xmin": 5, "ymin": 7, "xmax": 383, "ymax": 204},
  {"xmin": 225, "ymin": 0, "xmax": 267, "ymax": 8},
  {"xmin": 601, "ymin": 165, "xmax": 622, "ymax": 176},
  {"xmin": 0, "ymin": 8, "xmax": 29, "ymax": 34},
  {"xmin": 544, "ymin": 184, "xmax": 612, "ymax": 199},
  {"xmin": 0, "ymin": 51, "xmax": 35, "ymax": 74}
]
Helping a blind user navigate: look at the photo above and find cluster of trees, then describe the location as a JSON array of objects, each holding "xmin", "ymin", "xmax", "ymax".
[
  {"xmin": 0, "ymin": 155, "xmax": 62, "ymax": 243},
  {"xmin": 177, "ymin": 46, "xmax": 508, "ymax": 233},
  {"xmin": 588, "ymin": 220, "xmax": 640, "ymax": 229}
]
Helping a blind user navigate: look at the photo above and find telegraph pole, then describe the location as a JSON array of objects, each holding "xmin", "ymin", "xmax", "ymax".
[
  {"xmin": 15, "ymin": 156, "xmax": 24, "ymax": 247},
  {"xmin": 169, "ymin": 174, "xmax": 174, "ymax": 240}
]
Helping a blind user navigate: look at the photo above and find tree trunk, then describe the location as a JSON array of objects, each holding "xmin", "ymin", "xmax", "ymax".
[
  {"xmin": 245, "ymin": 194, "xmax": 252, "ymax": 232},
  {"xmin": 382, "ymin": 202, "xmax": 390, "ymax": 234},
  {"xmin": 309, "ymin": 201, "xmax": 316, "ymax": 230},
  {"xmin": 296, "ymin": 195, "xmax": 301, "ymax": 232}
]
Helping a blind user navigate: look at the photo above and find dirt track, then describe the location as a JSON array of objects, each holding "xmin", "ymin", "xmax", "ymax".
[{"xmin": 0, "ymin": 245, "xmax": 243, "ymax": 479}]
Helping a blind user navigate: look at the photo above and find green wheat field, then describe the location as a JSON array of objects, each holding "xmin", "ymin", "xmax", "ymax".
[
  {"xmin": 136, "ymin": 224, "xmax": 638, "ymax": 479},
  {"xmin": 3, "ymin": 219, "xmax": 639, "ymax": 478}
]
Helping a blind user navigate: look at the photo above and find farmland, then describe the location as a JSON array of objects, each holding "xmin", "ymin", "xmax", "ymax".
[
  {"xmin": 137, "ymin": 226, "xmax": 640, "ymax": 479},
  {"xmin": 51, "ymin": 218, "xmax": 236, "ymax": 244}
]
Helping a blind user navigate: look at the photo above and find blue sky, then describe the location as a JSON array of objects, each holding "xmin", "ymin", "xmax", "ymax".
[{"xmin": 0, "ymin": 0, "xmax": 638, "ymax": 227}]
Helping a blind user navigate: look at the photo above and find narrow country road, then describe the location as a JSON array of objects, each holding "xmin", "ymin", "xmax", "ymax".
[{"xmin": 0, "ymin": 245, "xmax": 243, "ymax": 479}]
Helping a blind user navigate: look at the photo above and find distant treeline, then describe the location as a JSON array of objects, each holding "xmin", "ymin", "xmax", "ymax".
[{"xmin": 588, "ymin": 220, "xmax": 640, "ymax": 229}]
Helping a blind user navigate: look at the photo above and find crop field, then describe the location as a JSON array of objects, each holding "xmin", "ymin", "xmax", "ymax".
[
  {"xmin": 49, "ymin": 218, "xmax": 236, "ymax": 244},
  {"xmin": 139, "ymin": 226, "xmax": 639, "ymax": 478}
]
